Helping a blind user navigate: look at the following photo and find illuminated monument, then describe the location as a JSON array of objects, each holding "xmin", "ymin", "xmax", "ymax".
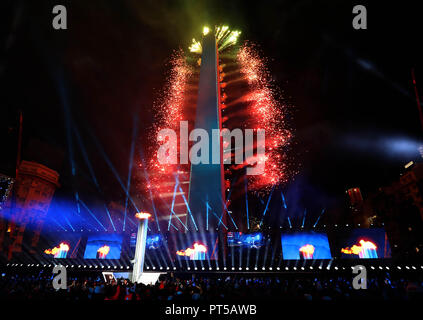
[
  {"xmin": 187, "ymin": 32, "xmax": 226, "ymax": 231},
  {"xmin": 148, "ymin": 25, "xmax": 291, "ymax": 235}
]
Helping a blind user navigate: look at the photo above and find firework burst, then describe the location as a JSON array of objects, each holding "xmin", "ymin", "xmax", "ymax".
[
  {"xmin": 237, "ymin": 43, "xmax": 292, "ymax": 191},
  {"xmin": 147, "ymin": 49, "xmax": 193, "ymax": 184},
  {"xmin": 142, "ymin": 25, "xmax": 293, "ymax": 229},
  {"xmin": 189, "ymin": 26, "xmax": 241, "ymax": 54}
]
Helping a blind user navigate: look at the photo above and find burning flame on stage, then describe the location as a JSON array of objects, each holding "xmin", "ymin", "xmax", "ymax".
[
  {"xmin": 44, "ymin": 242, "xmax": 70, "ymax": 258},
  {"xmin": 176, "ymin": 242, "xmax": 207, "ymax": 260},
  {"xmin": 299, "ymin": 244, "xmax": 315, "ymax": 259},
  {"xmin": 341, "ymin": 239, "xmax": 378, "ymax": 258},
  {"xmin": 97, "ymin": 245, "xmax": 110, "ymax": 259}
]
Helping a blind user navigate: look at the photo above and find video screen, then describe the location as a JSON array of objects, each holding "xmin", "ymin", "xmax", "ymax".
[
  {"xmin": 338, "ymin": 228, "xmax": 391, "ymax": 259},
  {"xmin": 130, "ymin": 233, "xmax": 164, "ymax": 250},
  {"xmin": 227, "ymin": 232, "xmax": 265, "ymax": 248},
  {"xmin": 42, "ymin": 233, "xmax": 83, "ymax": 259},
  {"xmin": 281, "ymin": 232, "xmax": 332, "ymax": 260},
  {"xmin": 83, "ymin": 234, "xmax": 123, "ymax": 259},
  {"xmin": 170, "ymin": 232, "xmax": 218, "ymax": 260}
]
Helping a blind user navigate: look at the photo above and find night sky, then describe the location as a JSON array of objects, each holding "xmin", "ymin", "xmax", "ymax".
[{"xmin": 1, "ymin": 0, "xmax": 423, "ymax": 224}]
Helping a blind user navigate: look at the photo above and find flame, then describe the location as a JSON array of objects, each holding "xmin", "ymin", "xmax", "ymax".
[
  {"xmin": 44, "ymin": 242, "xmax": 70, "ymax": 258},
  {"xmin": 97, "ymin": 245, "xmax": 110, "ymax": 258},
  {"xmin": 341, "ymin": 239, "xmax": 378, "ymax": 258},
  {"xmin": 299, "ymin": 244, "xmax": 315, "ymax": 259},
  {"xmin": 176, "ymin": 242, "xmax": 207, "ymax": 259},
  {"xmin": 135, "ymin": 212, "xmax": 151, "ymax": 220}
]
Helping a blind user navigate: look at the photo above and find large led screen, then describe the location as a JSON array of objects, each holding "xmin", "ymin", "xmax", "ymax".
[
  {"xmin": 83, "ymin": 234, "xmax": 123, "ymax": 259},
  {"xmin": 42, "ymin": 233, "xmax": 83, "ymax": 259},
  {"xmin": 281, "ymin": 232, "xmax": 332, "ymax": 260},
  {"xmin": 338, "ymin": 228, "xmax": 391, "ymax": 259},
  {"xmin": 170, "ymin": 232, "xmax": 218, "ymax": 261},
  {"xmin": 227, "ymin": 232, "xmax": 265, "ymax": 249}
]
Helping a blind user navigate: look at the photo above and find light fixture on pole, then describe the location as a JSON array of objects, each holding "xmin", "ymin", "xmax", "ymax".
[{"xmin": 132, "ymin": 212, "xmax": 151, "ymax": 283}]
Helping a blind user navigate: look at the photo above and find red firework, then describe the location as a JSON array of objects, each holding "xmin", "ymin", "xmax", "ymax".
[
  {"xmin": 237, "ymin": 43, "xmax": 292, "ymax": 191},
  {"xmin": 148, "ymin": 49, "xmax": 193, "ymax": 183},
  {"xmin": 142, "ymin": 28, "xmax": 293, "ymax": 224}
]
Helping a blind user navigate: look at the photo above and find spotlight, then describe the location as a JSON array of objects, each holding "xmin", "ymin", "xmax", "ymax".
[
  {"xmin": 127, "ymin": 266, "xmax": 130, "ymax": 269},
  {"xmin": 293, "ymin": 267, "xmax": 297, "ymax": 270},
  {"xmin": 239, "ymin": 267, "xmax": 242, "ymax": 270},
  {"xmin": 310, "ymin": 266, "xmax": 313, "ymax": 270},
  {"xmin": 254, "ymin": 267, "xmax": 257, "ymax": 270},
  {"xmin": 301, "ymin": 267, "xmax": 304, "ymax": 270},
  {"xmin": 202, "ymin": 267, "xmax": 205, "ymax": 270},
  {"xmin": 216, "ymin": 267, "xmax": 219, "ymax": 270},
  {"xmin": 232, "ymin": 267, "xmax": 235, "ymax": 270},
  {"xmin": 167, "ymin": 267, "xmax": 170, "ymax": 270},
  {"xmin": 160, "ymin": 267, "xmax": 163, "ymax": 270},
  {"xmin": 285, "ymin": 267, "xmax": 289, "ymax": 270},
  {"xmin": 173, "ymin": 267, "xmax": 176, "ymax": 270},
  {"xmin": 269, "ymin": 267, "xmax": 273, "ymax": 270},
  {"xmin": 397, "ymin": 266, "xmax": 401, "ymax": 270},
  {"xmin": 194, "ymin": 267, "xmax": 198, "ymax": 270},
  {"xmin": 246, "ymin": 267, "xmax": 249, "ymax": 270},
  {"xmin": 146, "ymin": 266, "xmax": 149, "ymax": 270},
  {"xmin": 152, "ymin": 266, "xmax": 156, "ymax": 270}
]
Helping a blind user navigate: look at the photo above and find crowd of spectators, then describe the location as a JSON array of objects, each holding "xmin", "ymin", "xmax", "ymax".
[{"xmin": 0, "ymin": 270, "xmax": 422, "ymax": 300}]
